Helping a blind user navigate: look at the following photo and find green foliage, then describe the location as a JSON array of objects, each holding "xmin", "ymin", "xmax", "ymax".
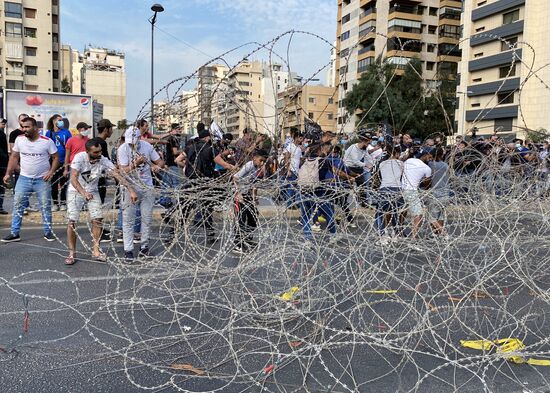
[
  {"xmin": 117, "ymin": 119, "xmax": 129, "ymax": 131},
  {"xmin": 343, "ymin": 56, "xmax": 456, "ymax": 139}
]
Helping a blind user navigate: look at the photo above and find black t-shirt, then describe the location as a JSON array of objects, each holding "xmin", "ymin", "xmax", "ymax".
[
  {"xmin": 184, "ymin": 139, "xmax": 215, "ymax": 179},
  {"xmin": 8, "ymin": 128, "xmax": 24, "ymax": 144},
  {"xmin": 164, "ymin": 136, "xmax": 179, "ymax": 167},
  {"xmin": 0, "ymin": 129, "xmax": 8, "ymax": 167},
  {"xmin": 93, "ymin": 137, "xmax": 109, "ymax": 159}
]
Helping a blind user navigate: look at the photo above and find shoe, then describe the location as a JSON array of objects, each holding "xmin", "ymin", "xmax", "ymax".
[
  {"xmin": 44, "ymin": 232, "xmax": 55, "ymax": 242},
  {"xmin": 116, "ymin": 235, "xmax": 124, "ymax": 243},
  {"xmin": 311, "ymin": 223, "xmax": 322, "ymax": 233},
  {"xmin": 100, "ymin": 232, "xmax": 112, "ymax": 243},
  {"xmin": 124, "ymin": 251, "xmax": 134, "ymax": 262},
  {"xmin": 23, "ymin": 209, "xmax": 29, "ymax": 216},
  {"xmin": 0, "ymin": 209, "xmax": 8, "ymax": 215},
  {"xmin": 380, "ymin": 235, "xmax": 391, "ymax": 246},
  {"xmin": 59, "ymin": 205, "xmax": 67, "ymax": 211},
  {"xmin": 26, "ymin": 207, "xmax": 38, "ymax": 212},
  {"xmin": 139, "ymin": 247, "xmax": 149, "ymax": 257},
  {"xmin": 348, "ymin": 222, "xmax": 357, "ymax": 229},
  {"xmin": 1, "ymin": 233, "xmax": 20, "ymax": 243},
  {"xmin": 232, "ymin": 245, "xmax": 247, "ymax": 255},
  {"xmin": 133, "ymin": 234, "xmax": 141, "ymax": 244},
  {"xmin": 52, "ymin": 205, "xmax": 60, "ymax": 212}
]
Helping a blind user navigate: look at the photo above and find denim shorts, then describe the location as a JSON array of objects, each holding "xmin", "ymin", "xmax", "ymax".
[
  {"xmin": 67, "ymin": 190, "xmax": 103, "ymax": 222},
  {"xmin": 403, "ymin": 189, "xmax": 423, "ymax": 217}
]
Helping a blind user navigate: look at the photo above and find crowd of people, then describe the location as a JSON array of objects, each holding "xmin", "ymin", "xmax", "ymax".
[{"xmin": 1, "ymin": 115, "xmax": 549, "ymax": 263}]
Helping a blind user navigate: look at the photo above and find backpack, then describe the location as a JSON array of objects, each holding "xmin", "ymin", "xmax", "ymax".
[{"xmin": 297, "ymin": 157, "xmax": 320, "ymax": 190}]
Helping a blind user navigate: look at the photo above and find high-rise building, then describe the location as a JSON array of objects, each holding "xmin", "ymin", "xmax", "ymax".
[
  {"xmin": 335, "ymin": 0, "xmax": 463, "ymax": 133},
  {"xmin": 0, "ymin": 0, "xmax": 61, "ymax": 92},
  {"xmin": 197, "ymin": 64, "xmax": 229, "ymax": 126},
  {"xmin": 61, "ymin": 46, "xmax": 126, "ymax": 125},
  {"xmin": 278, "ymin": 84, "xmax": 338, "ymax": 137},
  {"xmin": 457, "ymin": 0, "xmax": 546, "ymax": 139}
]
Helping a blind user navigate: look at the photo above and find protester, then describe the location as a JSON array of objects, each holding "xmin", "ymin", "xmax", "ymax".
[
  {"xmin": 64, "ymin": 122, "xmax": 91, "ymax": 177},
  {"xmin": 281, "ymin": 130, "xmax": 304, "ymax": 207},
  {"xmin": 94, "ymin": 119, "xmax": 115, "ymax": 204},
  {"xmin": 343, "ymin": 130, "xmax": 374, "ymax": 204},
  {"xmin": 117, "ymin": 127, "xmax": 164, "ymax": 260},
  {"xmin": 2, "ymin": 117, "xmax": 59, "ymax": 243},
  {"xmin": 0, "ymin": 118, "xmax": 8, "ymax": 214},
  {"xmin": 232, "ymin": 149, "xmax": 268, "ymax": 254},
  {"xmin": 376, "ymin": 146, "xmax": 404, "ymax": 241},
  {"xmin": 65, "ymin": 139, "xmax": 138, "ymax": 265},
  {"xmin": 45, "ymin": 114, "xmax": 72, "ymax": 211},
  {"xmin": 427, "ymin": 147, "xmax": 450, "ymax": 236}
]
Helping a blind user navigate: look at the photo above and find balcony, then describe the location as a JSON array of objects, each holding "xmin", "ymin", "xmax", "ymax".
[
  {"xmin": 359, "ymin": 7, "xmax": 377, "ymax": 24},
  {"xmin": 440, "ymin": 0, "xmax": 463, "ymax": 8},
  {"xmin": 7, "ymin": 70, "xmax": 24, "ymax": 77},
  {"xmin": 389, "ymin": 4, "xmax": 423, "ymax": 22},
  {"xmin": 359, "ymin": 28, "xmax": 376, "ymax": 43},
  {"xmin": 358, "ymin": 45, "xmax": 375, "ymax": 55}
]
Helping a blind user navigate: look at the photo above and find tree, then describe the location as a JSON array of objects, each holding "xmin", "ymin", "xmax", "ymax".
[
  {"xmin": 117, "ymin": 119, "xmax": 129, "ymax": 131},
  {"xmin": 61, "ymin": 77, "xmax": 71, "ymax": 94},
  {"xmin": 343, "ymin": 56, "xmax": 455, "ymax": 139}
]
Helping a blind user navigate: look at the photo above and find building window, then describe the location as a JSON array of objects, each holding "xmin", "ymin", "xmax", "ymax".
[
  {"xmin": 427, "ymin": 43, "xmax": 436, "ymax": 53},
  {"xmin": 24, "ymin": 27, "xmax": 36, "ymax": 38},
  {"xmin": 6, "ymin": 80, "xmax": 24, "ymax": 90},
  {"xmin": 308, "ymin": 97, "xmax": 316, "ymax": 104},
  {"xmin": 328, "ymin": 113, "xmax": 334, "ymax": 120},
  {"xmin": 52, "ymin": 33, "xmax": 59, "ymax": 43},
  {"xmin": 494, "ymin": 118, "xmax": 513, "ymax": 131},
  {"xmin": 342, "ymin": 13, "xmax": 350, "ymax": 24},
  {"xmin": 53, "ymin": 69, "xmax": 59, "ymax": 79},
  {"xmin": 24, "ymin": 8, "xmax": 36, "ymax": 18},
  {"xmin": 428, "ymin": 25, "xmax": 437, "ymax": 34},
  {"xmin": 340, "ymin": 31, "xmax": 350, "ymax": 41},
  {"xmin": 499, "ymin": 64, "xmax": 516, "ymax": 78},
  {"xmin": 426, "ymin": 62, "xmax": 435, "ymax": 71},
  {"xmin": 497, "ymin": 92, "xmax": 514, "ymax": 104},
  {"xmin": 25, "ymin": 65, "xmax": 37, "ymax": 75},
  {"xmin": 25, "ymin": 47, "xmax": 37, "ymax": 56},
  {"xmin": 5, "ymin": 21, "xmax": 22, "ymax": 37},
  {"xmin": 5, "ymin": 2, "xmax": 22, "ymax": 18},
  {"xmin": 308, "ymin": 112, "xmax": 314, "ymax": 119},
  {"xmin": 25, "ymin": 84, "xmax": 38, "ymax": 91},
  {"xmin": 503, "ymin": 9, "xmax": 519, "ymax": 25},
  {"xmin": 471, "ymin": 103, "xmax": 481, "ymax": 107},
  {"xmin": 429, "ymin": 7, "xmax": 438, "ymax": 16},
  {"xmin": 328, "ymin": 97, "xmax": 334, "ymax": 104},
  {"xmin": 501, "ymin": 36, "xmax": 518, "ymax": 51},
  {"xmin": 52, "ymin": 14, "xmax": 58, "ymax": 24},
  {"xmin": 52, "ymin": 51, "xmax": 59, "ymax": 61}
]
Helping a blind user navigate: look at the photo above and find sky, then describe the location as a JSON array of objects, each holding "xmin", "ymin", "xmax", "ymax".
[{"xmin": 61, "ymin": 0, "xmax": 337, "ymax": 122}]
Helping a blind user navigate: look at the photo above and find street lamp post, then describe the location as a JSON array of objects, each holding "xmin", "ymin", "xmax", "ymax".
[{"xmin": 150, "ymin": 3, "xmax": 164, "ymax": 133}]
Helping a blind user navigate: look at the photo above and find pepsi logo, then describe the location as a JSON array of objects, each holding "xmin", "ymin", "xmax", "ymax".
[{"xmin": 80, "ymin": 98, "xmax": 89, "ymax": 107}]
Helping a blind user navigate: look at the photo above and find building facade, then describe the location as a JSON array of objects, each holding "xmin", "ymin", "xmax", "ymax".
[
  {"xmin": 278, "ymin": 84, "xmax": 338, "ymax": 137},
  {"xmin": 61, "ymin": 46, "xmax": 126, "ymax": 125},
  {"xmin": 335, "ymin": 0, "xmax": 463, "ymax": 133},
  {"xmin": 457, "ymin": 0, "xmax": 547, "ymax": 139},
  {"xmin": 0, "ymin": 0, "xmax": 61, "ymax": 92}
]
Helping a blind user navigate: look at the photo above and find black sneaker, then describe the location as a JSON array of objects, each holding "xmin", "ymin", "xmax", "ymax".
[
  {"xmin": 100, "ymin": 232, "xmax": 112, "ymax": 243},
  {"xmin": 1, "ymin": 233, "xmax": 20, "ymax": 243},
  {"xmin": 124, "ymin": 251, "xmax": 134, "ymax": 262},
  {"xmin": 0, "ymin": 209, "xmax": 8, "ymax": 215},
  {"xmin": 139, "ymin": 247, "xmax": 149, "ymax": 257},
  {"xmin": 44, "ymin": 232, "xmax": 55, "ymax": 242}
]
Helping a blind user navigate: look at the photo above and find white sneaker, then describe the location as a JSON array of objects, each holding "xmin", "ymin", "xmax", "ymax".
[
  {"xmin": 348, "ymin": 222, "xmax": 357, "ymax": 229},
  {"xmin": 60, "ymin": 205, "xmax": 67, "ymax": 211},
  {"xmin": 311, "ymin": 223, "xmax": 321, "ymax": 233},
  {"xmin": 380, "ymin": 235, "xmax": 391, "ymax": 245},
  {"xmin": 52, "ymin": 205, "xmax": 60, "ymax": 212}
]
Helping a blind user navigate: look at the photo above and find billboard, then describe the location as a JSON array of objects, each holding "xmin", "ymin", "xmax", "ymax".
[{"xmin": 3, "ymin": 90, "xmax": 94, "ymax": 139}]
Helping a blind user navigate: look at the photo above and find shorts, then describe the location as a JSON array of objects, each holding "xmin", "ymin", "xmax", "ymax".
[
  {"xmin": 403, "ymin": 189, "xmax": 423, "ymax": 217},
  {"xmin": 67, "ymin": 190, "xmax": 103, "ymax": 222},
  {"xmin": 427, "ymin": 191, "xmax": 449, "ymax": 223}
]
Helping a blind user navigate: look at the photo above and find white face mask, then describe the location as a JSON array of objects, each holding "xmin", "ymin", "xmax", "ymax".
[{"xmin": 80, "ymin": 130, "xmax": 90, "ymax": 136}]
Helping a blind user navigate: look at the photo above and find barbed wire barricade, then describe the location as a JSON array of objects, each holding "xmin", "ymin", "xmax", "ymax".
[{"xmin": 2, "ymin": 30, "xmax": 550, "ymax": 392}]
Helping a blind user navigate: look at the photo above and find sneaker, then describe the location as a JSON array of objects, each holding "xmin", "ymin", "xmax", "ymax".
[
  {"xmin": 133, "ymin": 234, "xmax": 141, "ymax": 244},
  {"xmin": 348, "ymin": 222, "xmax": 357, "ymax": 229},
  {"xmin": 52, "ymin": 205, "xmax": 60, "ymax": 212},
  {"xmin": 100, "ymin": 232, "xmax": 112, "ymax": 243},
  {"xmin": 232, "ymin": 245, "xmax": 247, "ymax": 255},
  {"xmin": 380, "ymin": 235, "xmax": 391, "ymax": 246},
  {"xmin": 116, "ymin": 234, "xmax": 124, "ymax": 243},
  {"xmin": 0, "ymin": 209, "xmax": 8, "ymax": 215},
  {"xmin": 311, "ymin": 223, "xmax": 322, "ymax": 233},
  {"xmin": 44, "ymin": 232, "xmax": 55, "ymax": 242},
  {"xmin": 124, "ymin": 251, "xmax": 134, "ymax": 262},
  {"xmin": 23, "ymin": 209, "xmax": 29, "ymax": 216},
  {"xmin": 139, "ymin": 247, "xmax": 149, "ymax": 257},
  {"xmin": 1, "ymin": 233, "xmax": 20, "ymax": 243},
  {"xmin": 59, "ymin": 205, "xmax": 67, "ymax": 211},
  {"xmin": 26, "ymin": 207, "xmax": 39, "ymax": 212}
]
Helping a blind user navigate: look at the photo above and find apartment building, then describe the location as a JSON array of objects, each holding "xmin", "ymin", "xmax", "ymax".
[
  {"xmin": 458, "ymin": 0, "xmax": 547, "ymax": 138},
  {"xmin": 278, "ymin": 84, "xmax": 338, "ymax": 137},
  {"xmin": 335, "ymin": 0, "xmax": 463, "ymax": 133},
  {"xmin": 61, "ymin": 46, "xmax": 126, "ymax": 125},
  {"xmin": 197, "ymin": 64, "xmax": 229, "ymax": 126},
  {"xmin": 1, "ymin": 0, "xmax": 61, "ymax": 92}
]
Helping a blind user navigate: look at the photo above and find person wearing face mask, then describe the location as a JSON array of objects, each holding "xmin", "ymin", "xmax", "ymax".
[
  {"xmin": 63, "ymin": 122, "xmax": 91, "ymax": 177},
  {"xmin": 45, "ymin": 114, "xmax": 72, "ymax": 211},
  {"xmin": 2, "ymin": 117, "xmax": 59, "ymax": 243},
  {"xmin": 65, "ymin": 139, "xmax": 138, "ymax": 265},
  {"xmin": 0, "ymin": 118, "xmax": 8, "ymax": 214}
]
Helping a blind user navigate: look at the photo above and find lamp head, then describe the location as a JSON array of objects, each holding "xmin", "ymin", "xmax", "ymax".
[{"xmin": 151, "ymin": 4, "xmax": 164, "ymax": 12}]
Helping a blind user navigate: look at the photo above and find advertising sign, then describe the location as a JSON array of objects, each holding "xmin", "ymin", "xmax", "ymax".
[{"xmin": 3, "ymin": 90, "xmax": 94, "ymax": 139}]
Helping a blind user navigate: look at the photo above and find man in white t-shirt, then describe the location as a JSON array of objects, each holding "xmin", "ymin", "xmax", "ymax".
[
  {"xmin": 117, "ymin": 127, "xmax": 164, "ymax": 261},
  {"xmin": 281, "ymin": 130, "xmax": 304, "ymax": 206},
  {"xmin": 2, "ymin": 117, "xmax": 59, "ymax": 243},
  {"xmin": 64, "ymin": 139, "xmax": 138, "ymax": 265},
  {"xmin": 401, "ymin": 151, "xmax": 433, "ymax": 240}
]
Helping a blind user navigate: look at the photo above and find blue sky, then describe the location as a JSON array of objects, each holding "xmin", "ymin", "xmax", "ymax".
[{"xmin": 61, "ymin": 0, "xmax": 337, "ymax": 122}]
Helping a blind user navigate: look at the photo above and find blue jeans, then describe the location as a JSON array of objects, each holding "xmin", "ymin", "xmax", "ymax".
[
  {"xmin": 117, "ymin": 205, "xmax": 141, "ymax": 233},
  {"xmin": 299, "ymin": 191, "xmax": 336, "ymax": 239},
  {"xmin": 11, "ymin": 175, "xmax": 52, "ymax": 235},
  {"xmin": 375, "ymin": 187, "xmax": 401, "ymax": 234},
  {"xmin": 280, "ymin": 173, "xmax": 298, "ymax": 207},
  {"xmin": 158, "ymin": 166, "xmax": 181, "ymax": 206}
]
